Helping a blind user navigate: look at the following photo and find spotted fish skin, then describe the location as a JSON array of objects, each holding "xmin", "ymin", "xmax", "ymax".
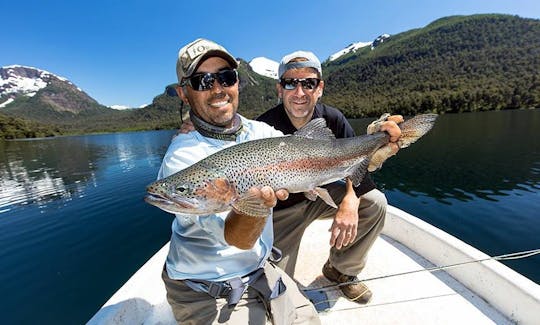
[{"xmin": 145, "ymin": 114, "xmax": 437, "ymax": 217}]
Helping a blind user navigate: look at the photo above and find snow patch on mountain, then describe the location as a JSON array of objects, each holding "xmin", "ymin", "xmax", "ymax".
[
  {"xmin": 328, "ymin": 41, "xmax": 372, "ymax": 61},
  {"xmin": 109, "ymin": 105, "xmax": 130, "ymax": 110},
  {"xmin": 0, "ymin": 65, "xmax": 80, "ymax": 105},
  {"xmin": 0, "ymin": 98, "xmax": 14, "ymax": 108},
  {"xmin": 249, "ymin": 57, "xmax": 279, "ymax": 79}
]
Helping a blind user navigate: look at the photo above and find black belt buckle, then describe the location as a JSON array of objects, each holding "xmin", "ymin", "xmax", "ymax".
[
  {"xmin": 269, "ymin": 246, "xmax": 282, "ymax": 263},
  {"xmin": 206, "ymin": 281, "xmax": 231, "ymax": 298}
]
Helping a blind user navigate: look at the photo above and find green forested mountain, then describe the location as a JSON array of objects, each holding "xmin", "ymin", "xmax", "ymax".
[
  {"xmin": 322, "ymin": 14, "xmax": 540, "ymax": 117},
  {"xmin": 1, "ymin": 14, "xmax": 539, "ymax": 139}
]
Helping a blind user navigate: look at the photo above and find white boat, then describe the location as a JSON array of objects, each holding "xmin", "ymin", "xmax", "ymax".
[{"xmin": 87, "ymin": 205, "xmax": 540, "ymax": 324}]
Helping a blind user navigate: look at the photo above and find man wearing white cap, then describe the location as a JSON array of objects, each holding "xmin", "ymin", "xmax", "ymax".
[
  {"xmin": 257, "ymin": 50, "xmax": 403, "ymax": 304},
  {"xmin": 158, "ymin": 39, "xmax": 320, "ymax": 324}
]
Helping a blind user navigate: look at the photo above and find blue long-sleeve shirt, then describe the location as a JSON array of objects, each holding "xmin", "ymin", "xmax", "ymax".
[{"xmin": 157, "ymin": 115, "xmax": 283, "ymax": 281}]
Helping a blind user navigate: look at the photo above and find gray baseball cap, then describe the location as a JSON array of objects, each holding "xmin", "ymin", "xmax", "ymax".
[
  {"xmin": 278, "ymin": 50, "xmax": 322, "ymax": 79},
  {"xmin": 176, "ymin": 38, "xmax": 238, "ymax": 83}
]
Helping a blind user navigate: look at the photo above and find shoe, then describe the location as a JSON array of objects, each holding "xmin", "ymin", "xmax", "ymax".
[{"xmin": 322, "ymin": 260, "xmax": 372, "ymax": 304}]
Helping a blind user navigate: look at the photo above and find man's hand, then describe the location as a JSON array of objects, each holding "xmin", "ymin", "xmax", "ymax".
[
  {"xmin": 246, "ymin": 186, "xmax": 289, "ymax": 209},
  {"xmin": 380, "ymin": 115, "xmax": 404, "ymax": 142},
  {"xmin": 224, "ymin": 186, "xmax": 288, "ymax": 250},
  {"xmin": 366, "ymin": 114, "xmax": 404, "ymax": 171},
  {"xmin": 173, "ymin": 118, "xmax": 195, "ymax": 139},
  {"xmin": 367, "ymin": 114, "xmax": 403, "ymax": 140},
  {"xmin": 329, "ymin": 179, "xmax": 360, "ymax": 250}
]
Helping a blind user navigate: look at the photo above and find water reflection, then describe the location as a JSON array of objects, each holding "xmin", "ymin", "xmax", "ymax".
[
  {"xmin": 0, "ymin": 131, "xmax": 174, "ymax": 214},
  {"xmin": 0, "ymin": 139, "xmax": 97, "ymax": 212},
  {"xmin": 350, "ymin": 109, "xmax": 540, "ymax": 204}
]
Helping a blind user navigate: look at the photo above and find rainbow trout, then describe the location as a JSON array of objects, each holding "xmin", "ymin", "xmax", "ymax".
[{"xmin": 145, "ymin": 114, "xmax": 437, "ymax": 217}]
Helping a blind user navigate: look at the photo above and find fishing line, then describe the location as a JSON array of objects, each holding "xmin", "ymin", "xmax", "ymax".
[
  {"xmin": 302, "ymin": 248, "xmax": 540, "ymax": 313},
  {"xmin": 304, "ymin": 248, "xmax": 540, "ymax": 293}
]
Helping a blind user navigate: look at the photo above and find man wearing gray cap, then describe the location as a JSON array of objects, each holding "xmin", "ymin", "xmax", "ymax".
[
  {"xmin": 157, "ymin": 39, "xmax": 320, "ymax": 324},
  {"xmin": 257, "ymin": 50, "xmax": 403, "ymax": 304}
]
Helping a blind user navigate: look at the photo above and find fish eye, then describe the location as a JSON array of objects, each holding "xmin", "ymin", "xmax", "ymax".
[{"xmin": 176, "ymin": 185, "xmax": 189, "ymax": 193}]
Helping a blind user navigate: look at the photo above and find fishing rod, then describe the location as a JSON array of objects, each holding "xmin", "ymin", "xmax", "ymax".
[{"xmin": 304, "ymin": 248, "xmax": 540, "ymax": 293}]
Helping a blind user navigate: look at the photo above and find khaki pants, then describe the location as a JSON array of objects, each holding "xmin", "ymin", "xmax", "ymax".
[
  {"xmin": 162, "ymin": 262, "xmax": 320, "ymax": 325},
  {"xmin": 273, "ymin": 187, "xmax": 387, "ymax": 277}
]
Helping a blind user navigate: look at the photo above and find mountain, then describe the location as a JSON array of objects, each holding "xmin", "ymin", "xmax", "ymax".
[
  {"xmin": 0, "ymin": 58, "xmax": 280, "ymax": 139},
  {"xmin": 2, "ymin": 14, "xmax": 539, "ymax": 139},
  {"xmin": 0, "ymin": 65, "xmax": 112, "ymax": 123},
  {"xmin": 1, "ymin": 65, "xmax": 66, "ymax": 105},
  {"xmin": 322, "ymin": 14, "xmax": 540, "ymax": 117}
]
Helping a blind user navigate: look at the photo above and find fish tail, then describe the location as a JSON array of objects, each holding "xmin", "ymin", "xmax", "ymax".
[{"xmin": 397, "ymin": 114, "xmax": 438, "ymax": 148}]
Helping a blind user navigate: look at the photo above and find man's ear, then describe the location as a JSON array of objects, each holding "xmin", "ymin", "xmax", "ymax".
[
  {"xmin": 275, "ymin": 83, "xmax": 283, "ymax": 100},
  {"xmin": 317, "ymin": 80, "xmax": 325, "ymax": 100},
  {"xmin": 176, "ymin": 85, "xmax": 189, "ymax": 105}
]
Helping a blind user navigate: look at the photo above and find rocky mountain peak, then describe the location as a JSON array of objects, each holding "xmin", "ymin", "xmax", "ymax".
[
  {"xmin": 0, "ymin": 65, "xmax": 102, "ymax": 116},
  {"xmin": 0, "ymin": 65, "xmax": 77, "ymax": 103}
]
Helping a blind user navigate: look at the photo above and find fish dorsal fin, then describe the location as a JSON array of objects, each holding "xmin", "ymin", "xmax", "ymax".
[{"xmin": 293, "ymin": 118, "xmax": 336, "ymax": 140}]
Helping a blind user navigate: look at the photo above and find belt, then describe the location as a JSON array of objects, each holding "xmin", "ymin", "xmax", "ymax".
[
  {"xmin": 184, "ymin": 267, "xmax": 265, "ymax": 306},
  {"xmin": 183, "ymin": 247, "xmax": 285, "ymax": 307}
]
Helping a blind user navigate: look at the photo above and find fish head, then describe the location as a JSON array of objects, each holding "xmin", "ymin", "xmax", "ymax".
[{"xmin": 145, "ymin": 166, "xmax": 237, "ymax": 215}]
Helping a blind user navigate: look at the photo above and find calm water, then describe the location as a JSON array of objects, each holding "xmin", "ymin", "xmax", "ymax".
[{"xmin": 1, "ymin": 109, "xmax": 539, "ymax": 324}]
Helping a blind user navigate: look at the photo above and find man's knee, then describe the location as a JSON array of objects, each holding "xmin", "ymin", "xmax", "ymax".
[
  {"xmin": 357, "ymin": 189, "xmax": 387, "ymax": 235},
  {"xmin": 361, "ymin": 189, "xmax": 387, "ymax": 215}
]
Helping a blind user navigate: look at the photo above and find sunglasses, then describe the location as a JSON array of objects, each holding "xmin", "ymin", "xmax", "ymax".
[
  {"xmin": 184, "ymin": 69, "xmax": 238, "ymax": 91},
  {"xmin": 280, "ymin": 78, "xmax": 321, "ymax": 90}
]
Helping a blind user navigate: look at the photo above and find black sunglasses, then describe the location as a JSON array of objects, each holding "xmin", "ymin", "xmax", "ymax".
[
  {"xmin": 184, "ymin": 69, "xmax": 238, "ymax": 91},
  {"xmin": 280, "ymin": 78, "xmax": 321, "ymax": 90}
]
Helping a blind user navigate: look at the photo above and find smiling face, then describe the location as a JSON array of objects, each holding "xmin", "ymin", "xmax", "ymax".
[
  {"xmin": 177, "ymin": 56, "xmax": 239, "ymax": 128},
  {"xmin": 277, "ymin": 67, "xmax": 324, "ymax": 129}
]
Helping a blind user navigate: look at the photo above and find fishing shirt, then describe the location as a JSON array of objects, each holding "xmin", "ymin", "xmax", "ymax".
[
  {"xmin": 257, "ymin": 102, "xmax": 377, "ymax": 210},
  {"xmin": 157, "ymin": 115, "xmax": 284, "ymax": 281}
]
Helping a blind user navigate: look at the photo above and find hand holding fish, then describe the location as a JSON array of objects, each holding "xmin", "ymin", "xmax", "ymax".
[
  {"xmin": 380, "ymin": 114, "xmax": 404, "ymax": 142},
  {"xmin": 367, "ymin": 114, "xmax": 405, "ymax": 171},
  {"xmin": 225, "ymin": 186, "xmax": 289, "ymax": 250}
]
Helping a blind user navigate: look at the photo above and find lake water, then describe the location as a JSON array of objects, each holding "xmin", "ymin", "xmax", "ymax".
[{"xmin": 1, "ymin": 109, "xmax": 539, "ymax": 324}]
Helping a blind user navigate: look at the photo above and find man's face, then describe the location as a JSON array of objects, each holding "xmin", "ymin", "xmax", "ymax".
[
  {"xmin": 277, "ymin": 68, "xmax": 324, "ymax": 125},
  {"xmin": 178, "ymin": 57, "xmax": 239, "ymax": 128}
]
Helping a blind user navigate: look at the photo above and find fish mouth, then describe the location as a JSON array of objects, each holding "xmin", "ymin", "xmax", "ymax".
[{"xmin": 144, "ymin": 193, "xmax": 197, "ymax": 214}]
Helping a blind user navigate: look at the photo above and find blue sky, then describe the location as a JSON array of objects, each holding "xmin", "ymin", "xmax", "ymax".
[{"xmin": 1, "ymin": 0, "xmax": 539, "ymax": 108}]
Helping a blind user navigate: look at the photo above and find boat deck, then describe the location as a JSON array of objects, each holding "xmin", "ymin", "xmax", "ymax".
[
  {"xmin": 88, "ymin": 206, "xmax": 540, "ymax": 324},
  {"xmin": 298, "ymin": 219, "xmax": 510, "ymax": 324}
]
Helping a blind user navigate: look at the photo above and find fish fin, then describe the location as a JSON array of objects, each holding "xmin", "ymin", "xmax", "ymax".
[
  {"xmin": 232, "ymin": 192, "xmax": 271, "ymax": 218},
  {"xmin": 315, "ymin": 187, "xmax": 338, "ymax": 208},
  {"xmin": 304, "ymin": 191, "xmax": 318, "ymax": 201},
  {"xmin": 294, "ymin": 118, "xmax": 336, "ymax": 140},
  {"xmin": 350, "ymin": 157, "xmax": 371, "ymax": 186},
  {"xmin": 368, "ymin": 144, "xmax": 396, "ymax": 172},
  {"xmin": 304, "ymin": 187, "xmax": 338, "ymax": 208},
  {"xmin": 397, "ymin": 114, "xmax": 438, "ymax": 148}
]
